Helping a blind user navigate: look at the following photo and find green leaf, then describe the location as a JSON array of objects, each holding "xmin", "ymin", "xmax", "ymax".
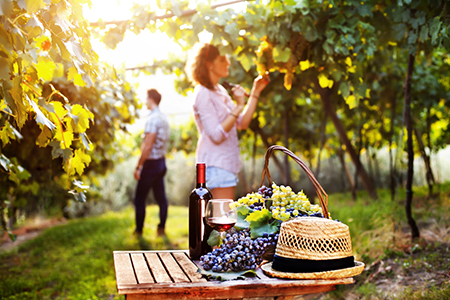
[
  {"xmin": 273, "ymin": 46, "xmax": 291, "ymax": 63},
  {"xmin": 302, "ymin": 16, "xmax": 318, "ymax": 42},
  {"xmin": 0, "ymin": 57, "xmax": 9, "ymax": 80},
  {"xmin": 235, "ymin": 206, "xmax": 253, "ymax": 230},
  {"xmin": 408, "ymin": 30, "xmax": 418, "ymax": 44},
  {"xmin": 37, "ymin": 126, "xmax": 52, "ymax": 147},
  {"xmin": 419, "ymin": 25, "xmax": 429, "ymax": 42},
  {"xmin": 339, "ymin": 81, "xmax": 350, "ymax": 98},
  {"xmin": 198, "ymin": 268, "xmax": 257, "ymax": 281},
  {"xmin": 207, "ymin": 230, "xmax": 221, "ymax": 247},
  {"xmin": 27, "ymin": 95, "xmax": 56, "ymax": 130},
  {"xmin": 0, "ymin": 154, "xmax": 11, "ymax": 171},
  {"xmin": 238, "ymin": 52, "xmax": 253, "ymax": 72},
  {"xmin": 430, "ymin": 17, "xmax": 442, "ymax": 45},
  {"xmin": 49, "ymin": 140, "xmax": 72, "ymax": 160},
  {"xmin": 246, "ymin": 209, "xmax": 279, "ymax": 239},
  {"xmin": 392, "ymin": 24, "xmax": 407, "ymax": 41}
]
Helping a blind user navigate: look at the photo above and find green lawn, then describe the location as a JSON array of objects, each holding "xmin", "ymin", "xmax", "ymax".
[
  {"xmin": 1, "ymin": 183, "xmax": 449, "ymax": 299},
  {"xmin": 0, "ymin": 206, "xmax": 188, "ymax": 300}
]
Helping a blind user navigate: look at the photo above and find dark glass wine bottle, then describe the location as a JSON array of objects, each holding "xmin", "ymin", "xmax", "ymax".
[{"xmin": 189, "ymin": 163, "xmax": 213, "ymax": 260}]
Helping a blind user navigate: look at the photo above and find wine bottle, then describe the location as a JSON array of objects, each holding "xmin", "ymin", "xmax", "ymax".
[
  {"xmin": 189, "ymin": 163, "xmax": 213, "ymax": 260},
  {"xmin": 222, "ymin": 81, "xmax": 250, "ymax": 97}
]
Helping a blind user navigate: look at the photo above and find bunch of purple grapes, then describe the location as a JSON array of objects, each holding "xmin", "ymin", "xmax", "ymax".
[
  {"xmin": 258, "ymin": 185, "xmax": 273, "ymax": 198},
  {"xmin": 246, "ymin": 185, "xmax": 274, "ymax": 211},
  {"xmin": 200, "ymin": 228, "xmax": 278, "ymax": 272}
]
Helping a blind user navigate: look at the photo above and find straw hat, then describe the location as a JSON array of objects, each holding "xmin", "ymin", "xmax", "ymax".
[{"xmin": 261, "ymin": 217, "xmax": 365, "ymax": 279}]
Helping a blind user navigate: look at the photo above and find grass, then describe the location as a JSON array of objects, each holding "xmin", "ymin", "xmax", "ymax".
[
  {"xmin": 1, "ymin": 182, "xmax": 449, "ymax": 299},
  {"xmin": 0, "ymin": 206, "xmax": 188, "ymax": 300}
]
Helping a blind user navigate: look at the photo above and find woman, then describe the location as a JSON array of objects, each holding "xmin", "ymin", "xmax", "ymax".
[{"xmin": 185, "ymin": 43, "xmax": 269, "ymax": 199}]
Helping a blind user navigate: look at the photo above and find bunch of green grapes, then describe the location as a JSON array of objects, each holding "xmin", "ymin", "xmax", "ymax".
[
  {"xmin": 234, "ymin": 183, "xmax": 324, "ymax": 222},
  {"xmin": 269, "ymin": 183, "xmax": 323, "ymax": 222}
]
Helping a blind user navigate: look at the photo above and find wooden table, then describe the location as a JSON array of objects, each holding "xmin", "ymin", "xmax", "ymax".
[{"xmin": 113, "ymin": 250, "xmax": 354, "ymax": 300}]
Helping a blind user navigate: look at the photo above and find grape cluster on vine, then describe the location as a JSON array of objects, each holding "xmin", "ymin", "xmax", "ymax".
[{"xmin": 200, "ymin": 228, "xmax": 278, "ymax": 272}]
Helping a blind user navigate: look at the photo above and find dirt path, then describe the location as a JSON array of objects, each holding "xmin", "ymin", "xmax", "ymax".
[{"xmin": 0, "ymin": 218, "xmax": 66, "ymax": 253}]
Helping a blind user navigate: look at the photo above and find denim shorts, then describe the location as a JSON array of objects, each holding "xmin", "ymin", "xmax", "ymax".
[{"xmin": 206, "ymin": 166, "xmax": 238, "ymax": 189}]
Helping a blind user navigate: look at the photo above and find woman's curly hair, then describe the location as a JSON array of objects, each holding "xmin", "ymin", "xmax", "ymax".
[{"xmin": 185, "ymin": 43, "xmax": 220, "ymax": 91}]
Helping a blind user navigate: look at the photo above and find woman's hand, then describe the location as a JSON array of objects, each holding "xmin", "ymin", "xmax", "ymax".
[
  {"xmin": 231, "ymin": 85, "xmax": 246, "ymax": 108},
  {"xmin": 252, "ymin": 73, "xmax": 270, "ymax": 96}
]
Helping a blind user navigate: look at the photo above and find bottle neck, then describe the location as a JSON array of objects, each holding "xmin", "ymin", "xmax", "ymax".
[{"xmin": 196, "ymin": 163, "xmax": 206, "ymax": 186}]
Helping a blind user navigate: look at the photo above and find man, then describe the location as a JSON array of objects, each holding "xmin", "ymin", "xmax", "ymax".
[{"xmin": 133, "ymin": 89, "xmax": 170, "ymax": 237}]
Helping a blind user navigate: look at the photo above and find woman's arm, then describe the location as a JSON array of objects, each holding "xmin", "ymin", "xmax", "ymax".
[{"xmin": 239, "ymin": 74, "xmax": 270, "ymax": 129}]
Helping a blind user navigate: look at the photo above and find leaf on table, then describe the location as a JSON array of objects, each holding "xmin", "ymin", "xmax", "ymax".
[{"xmin": 198, "ymin": 268, "xmax": 257, "ymax": 281}]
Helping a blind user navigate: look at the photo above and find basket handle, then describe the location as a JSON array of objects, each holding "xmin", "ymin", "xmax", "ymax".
[{"xmin": 260, "ymin": 145, "xmax": 329, "ymax": 219}]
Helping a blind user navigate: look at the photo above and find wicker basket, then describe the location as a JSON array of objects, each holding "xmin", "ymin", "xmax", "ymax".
[
  {"xmin": 260, "ymin": 145, "xmax": 329, "ymax": 219},
  {"xmin": 259, "ymin": 145, "xmax": 364, "ymax": 279}
]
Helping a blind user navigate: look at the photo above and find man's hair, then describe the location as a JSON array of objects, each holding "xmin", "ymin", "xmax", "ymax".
[{"xmin": 147, "ymin": 89, "xmax": 162, "ymax": 105}]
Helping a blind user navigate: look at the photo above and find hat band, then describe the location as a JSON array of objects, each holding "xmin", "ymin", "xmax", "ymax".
[{"xmin": 272, "ymin": 254, "xmax": 355, "ymax": 273}]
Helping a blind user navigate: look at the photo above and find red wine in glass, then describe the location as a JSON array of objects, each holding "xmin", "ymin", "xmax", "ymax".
[
  {"xmin": 206, "ymin": 217, "xmax": 236, "ymax": 231},
  {"xmin": 204, "ymin": 199, "xmax": 237, "ymax": 240}
]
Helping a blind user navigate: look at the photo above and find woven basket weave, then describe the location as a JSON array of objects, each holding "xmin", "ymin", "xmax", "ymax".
[{"xmin": 260, "ymin": 145, "xmax": 364, "ymax": 279}]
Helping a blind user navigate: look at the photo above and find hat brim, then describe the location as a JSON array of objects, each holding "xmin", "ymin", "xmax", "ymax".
[{"xmin": 261, "ymin": 261, "xmax": 365, "ymax": 279}]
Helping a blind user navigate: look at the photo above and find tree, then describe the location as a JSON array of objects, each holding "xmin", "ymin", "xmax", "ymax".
[{"xmin": 0, "ymin": 0, "xmax": 139, "ymax": 238}]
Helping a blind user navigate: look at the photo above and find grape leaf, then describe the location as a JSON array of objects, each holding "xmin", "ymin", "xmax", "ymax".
[
  {"xmin": 0, "ymin": 154, "xmax": 11, "ymax": 171},
  {"xmin": 235, "ymin": 206, "xmax": 252, "ymax": 230},
  {"xmin": 198, "ymin": 268, "xmax": 257, "ymax": 281},
  {"xmin": 27, "ymin": 95, "xmax": 57, "ymax": 130},
  {"xmin": 0, "ymin": 58, "xmax": 9, "ymax": 80},
  {"xmin": 245, "ymin": 209, "xmax": 280, "ymax": 239},
  {"xmin": 71, "ymin": 149, "xmax": 91, "ymax": 176},
  {"xmin": 207, "ymin": 230, "xmax": 221, "ymax": 247},
  {"xmin": 36, "ymin": 56, "xmax": 56, "ymax": 82}
]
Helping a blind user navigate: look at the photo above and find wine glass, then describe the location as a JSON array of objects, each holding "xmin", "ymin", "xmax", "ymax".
[{"xmin": 205, "ymin": 199, "xmax": 237, "ymax": 241}]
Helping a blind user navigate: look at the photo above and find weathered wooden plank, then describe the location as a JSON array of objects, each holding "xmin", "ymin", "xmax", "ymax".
[
  {"xmin": 159, "ymin": 252, "xmax": 190, "ymax": 283},
  {"xmin": 172, "ymin": 252, "xmax": 207, "ymax": 283},
  {"xmin": 275, "ymin": 296, "xmax": 294, "ymax": 300},
  {"xmin": 131, "ymin": 253, "xmax": 154, "ymax": 284},
  {"xmin": 115, "ymin": 251, "xmax": 355, "ymax": 299},
  {"xmin": 144, "ymin": 252, "xmax": 172, "ymax": 283},
  {"xmin": 114, "ymin": 252, "xmax": 137, "ymax": 286},
  {"xmin": 125, "ymin": 284, "xmax": 336, "ymax": 299}
]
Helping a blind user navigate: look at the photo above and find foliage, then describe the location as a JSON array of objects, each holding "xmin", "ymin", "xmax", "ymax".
[
  {"xmin": 93, "ymin": 0, "xmax": 450, "ymax": 195},
  {"xmin": 0, "ymin": 0, "xmax": 140, "ymax": 234}
]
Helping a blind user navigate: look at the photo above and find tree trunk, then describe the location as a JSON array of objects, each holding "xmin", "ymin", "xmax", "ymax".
[
  {"xmin": 414, "ymin": 127, "xmax": 435, "ymax": 197},
  {"xmin": 337, "ymin": 145, "xmax": 355, "ymax": 193},
  {"xmin": 315, "ymin": 113, "xmax": 328, "ymax": 177},
  {"xmin": 404, "ymin": 53, "xmax": 420, "ymax": 240},
  {"xmin": 314, "ymin": 82, "xmax": 378, "ymax": 199},
  {"xmin": 389, "ymin": 94, "xmax": 397, "ymax": 201}
]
